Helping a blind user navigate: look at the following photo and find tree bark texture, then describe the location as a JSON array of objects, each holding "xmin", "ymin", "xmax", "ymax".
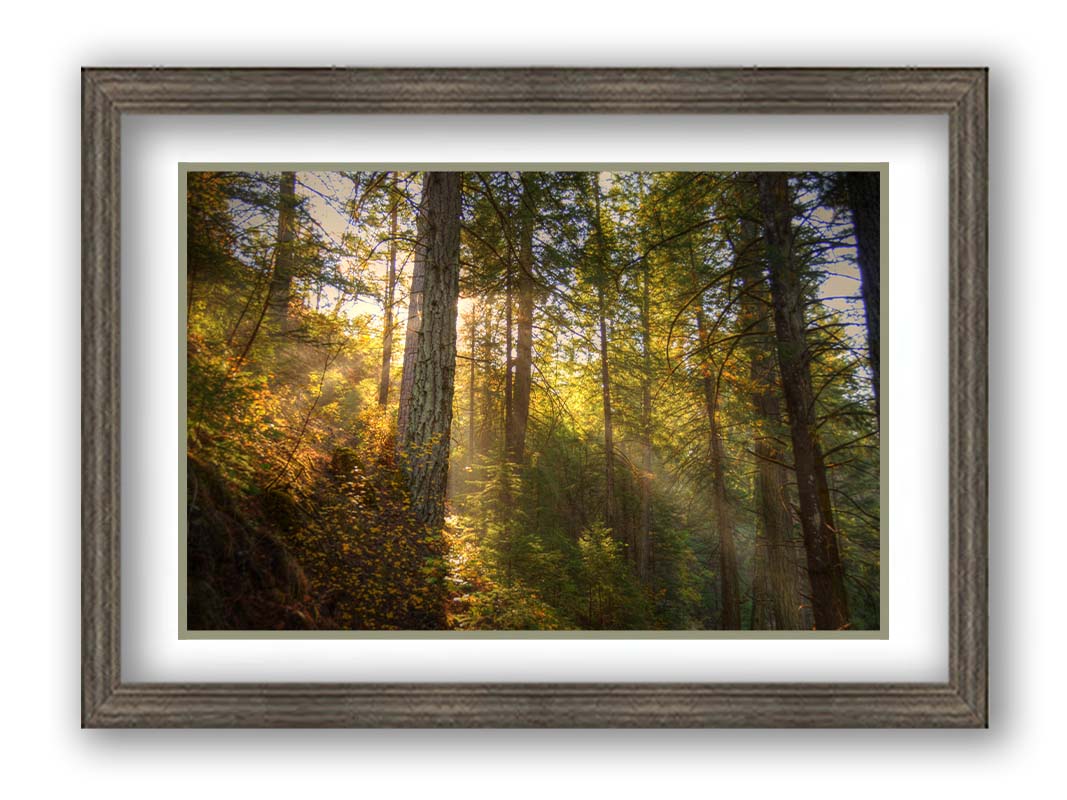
[
  {"xmin": 507, "ymin": 175, "xmax": 536, "ymax": 463},
  {"xmin": 736, "ymin": 218, "xmax": 804, "ymax": 630},
  {"xmin": 757, "ymin": 172, "xmax": 851, "ymax": 630},
  {"xmin": 268, "ymin": 171, "xmax": 298, "ymax": 327},
  {"xmin": 396, "ymin": 195, "xmax": 427, "ymax": 446},
  {"xmin": 637, "ymin": 258, "xmax": 653, "ymax": 583},
  {"xmin": 467, "ymin": 311, "xmax": 478, "ymax": 469},
  {"xmin": 844, "ymin": 171, "xmax": 881, "ymax": 419},
  {"xmin": 696, "ymin": 304, "xmax": 741, "ymax": 630},
  {"xmin": 592, "ymin": 178, "xmax": 616, "ymax": 533},
  {"xmin": 377, "ymin": 173, "xmax": 400, "ymax": 407},
  {"xmin": 503, "ymin": 265, "xmax": 514, "ymax": 458},
  {"xmin": 399, "ymin": 172, "xmax": 463, "ymax": 530}
]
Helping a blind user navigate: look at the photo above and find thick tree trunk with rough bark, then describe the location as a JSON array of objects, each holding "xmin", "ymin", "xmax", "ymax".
[
  {"xmin": 735, "ymin": 217, "xmax": 804, "ymax": 630},
  {"xmin": 377, "ymin": 174, "xmax": 400, "ymax": 407},
  {"xmin": 398, "ymin": 172, "xmax": 463, "ymax": 530},
  {"xmin": 752, "ymin": 383, "xmax": 804, "ymax": 630},
  {"xmin": 752, "ymin": 372, "xmax": 804, "ymax": 630},
  {"xmin": 757, "ymin": 173, "xmax": 851, "ymax": 630},
  {"xmin": 696, "ymin": 305, "xmax": 741, "ymax": 630},
  {"xmin": 845, "ymin": 171, "xmax": 881, "ymax": 418},
  {"xmin": 268, "ymin": 171, "xmax": 298, "ymax": 327},
  {"xmin": 507, "ymin": 176, "xmax": 536, "ymax": 463}
]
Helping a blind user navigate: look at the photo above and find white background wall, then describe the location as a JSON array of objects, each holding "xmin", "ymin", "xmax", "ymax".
[{"xmin": 0, "ymin": 2, "xmax": 1056, "ymax": 797}]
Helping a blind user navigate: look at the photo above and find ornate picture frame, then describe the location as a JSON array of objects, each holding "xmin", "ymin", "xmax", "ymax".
[{"xmin": 82, "ymin": 67, "xmax": 987, "ymax": 727}]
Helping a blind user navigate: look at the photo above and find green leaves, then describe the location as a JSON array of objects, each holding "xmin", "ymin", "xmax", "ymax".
[{"xmin": 187, "ymin": 169, "xmax": 880, "ymax": 633}]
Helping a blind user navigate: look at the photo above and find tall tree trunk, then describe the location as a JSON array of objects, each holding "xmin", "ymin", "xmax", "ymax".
[
  {"xmin": 268, "ymin": 171, "xmax": 298, "ymax": 327},
  {"xmin": 637, "ymin": 258, "xmax": 653, "ymax": 583},
  {"xmin": 592, "ymin": 177, "xmax": 616, "ymax": 532},
  {"xmin": 479, "ymin": 308, "xmax": 495, "ymax": 456},
  {"xmin": 504, "ymin": 264, "xmax": 513, "ymax": 458},
  {"xmin": 396, "ymin": 193, "xmax": 427, "ymax": 445},
  {"xmin": 377, "ymin": 173, "xmax": 400, "ymax": 407},
  {"xmin": 466, "ymin": 307, "xmax": 478, "ymax": 478},
  {"xmin": 736, "ymin": 218, "xmax": 804, "ymax": 630},
  {"xmin": 845, "ymin": 171, "xmax": 881, "ymax": 418},
  {"xmin": 598, "ymin": 287, "xmax": 616, "ymax": 532},
  {"xmin": 507, "ymin": 175, "xmax": 536, "ymax": 463},
  {"xmin": 399, "ymin": 172, "xmax": 463, "ymax": 530},
  {"xmin": 752, "ymin": 385, "xmax": 804, "ymax": 630},
  {"xmin": 696, "ymin": 305, "xmax": 741, "ymax": 630},
  {"xmin": 749, "ymin": 545, "xmax": 768, "ymax": 630},
  {"xmin": 757, "ymin": 173, "xmax": 851, "ymax": 630}
]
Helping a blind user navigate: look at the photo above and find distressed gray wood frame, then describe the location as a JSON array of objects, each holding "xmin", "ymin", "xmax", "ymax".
[{"xmin": 82, "ymin": 67, "xmax": 988, "ymax": 728}]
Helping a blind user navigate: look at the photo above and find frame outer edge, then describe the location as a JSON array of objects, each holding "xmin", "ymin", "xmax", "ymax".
[
  {"xmin": 947, "ymin": 70, "xmax": 990, "ymax": 727},
  {"xmin": 79, "ymin": 67, "xmax": 990, "ymax": 728},
  {"xmin": 87, "ymin": 684, "xmax": 981, "ymax": 729},
  {"xmin": 83, "ymin": 67, "xmax": 973, "ymax": 114},
  {"xmin": 82, "ymin": 71, "xmax": 122, "ymax": 727}
]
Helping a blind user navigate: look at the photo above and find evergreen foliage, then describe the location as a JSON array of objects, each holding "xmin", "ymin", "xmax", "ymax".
[{"xmin": 185, "ymin": 169, "xmax": 880, "ymax": 631}]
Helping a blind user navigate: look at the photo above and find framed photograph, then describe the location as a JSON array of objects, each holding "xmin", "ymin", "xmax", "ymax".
[{"xmin": 82, "ymin": 67, "xmax": 987, "ymax": 727}]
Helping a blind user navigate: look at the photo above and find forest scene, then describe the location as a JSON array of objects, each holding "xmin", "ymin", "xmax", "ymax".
[{"xmin": 185, "ymin": 167, "xmax": 881, "ymax": 633}]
